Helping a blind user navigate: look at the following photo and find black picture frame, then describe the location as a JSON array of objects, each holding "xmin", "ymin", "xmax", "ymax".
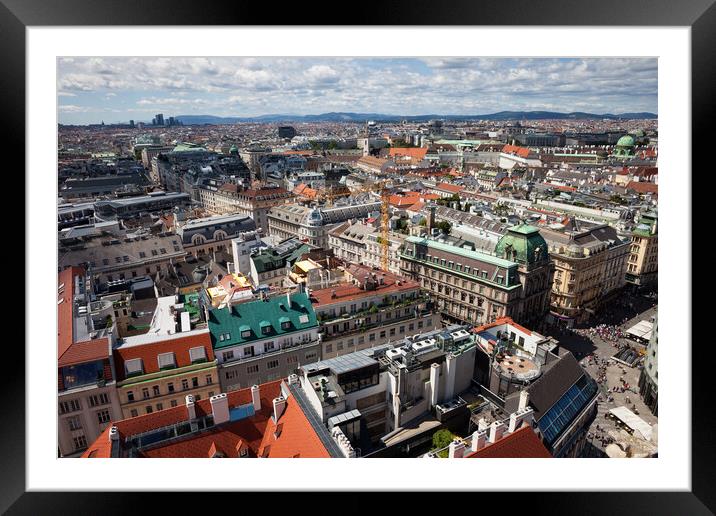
[{"xmin": 6, "ymin": 0, "xmax": 710, "ymax": 513}]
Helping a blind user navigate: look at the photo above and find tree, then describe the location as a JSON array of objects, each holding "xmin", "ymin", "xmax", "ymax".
[
  {"xmin": 431, "ymin": 429, "xmax": 455, "ymax": 458},
  {"xmin": 436, "ymin": 220, "xmax": 452, "ymax": 235},
  {"xmin": 418, "ymin": 217, "xmax": 427, "ymax": 226}
]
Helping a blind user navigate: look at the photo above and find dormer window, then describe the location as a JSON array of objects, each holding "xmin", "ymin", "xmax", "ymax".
[
  {"xmin": 125, "ymin": 358, "xmax": 143, "ymax": 377},
  {"xmin": 158, "ymin": 352, "xmax": 176, "ymax": 370}
]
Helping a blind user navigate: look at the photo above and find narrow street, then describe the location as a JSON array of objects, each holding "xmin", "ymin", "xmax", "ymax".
[{"xmin": 539, "ymin": 287, "xmax": 658, "ymax": 456}]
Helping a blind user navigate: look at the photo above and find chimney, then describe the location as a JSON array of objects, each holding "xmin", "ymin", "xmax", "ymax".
[
  {"xmin": 210, "ymin": 393, "xmax": 230, "ymax": 425},
  {"xmin": 272, "ymin": 396, "xmax": 286, "ymax": 422},
  {"xmin": 489, "ymin": 421, "xmax": 506, "ymax": 443},
  {"xmin": 108, "ymin": 426, "xmax": 119, "ymax": 442},
  {"xmin": 509, "ymin": 407, "xmax": 535, "ymax": 433},
  {"xmin": 251, "ymin": 384, "xmax": 261, "ymax": 411},
  {"xmin": 185, "ymin": 394, "xmax": 196, "ymax": 420},
  {"xmin": 287, "ymin": 373, "xmax": 299, "ymax": 386},
  {"xmin": 518, "ymin": 389, "xmax": 530, "ymax": 411},
  {"xmin": 477, "ymin": 418, "xmax": 489, "ymax": 432},
  {"xmin": 470, "ymin": 430, "xmax": 487, "ymax": 452},
  {"xmin": 448, "ymin": 438, "xmax": 465, "ymax": 458},
  {"xmin": 429, "ymin": 363, "xmax": 440, "ymax": 407},
  {"xmin": 428, "ymin": 204, "xmax": 436, "ymax": 231}
]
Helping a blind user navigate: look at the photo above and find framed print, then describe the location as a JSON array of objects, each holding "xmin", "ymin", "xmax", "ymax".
[{"xmin": 6, "ymin": 0, "xmax": 712, "ymax": 513}]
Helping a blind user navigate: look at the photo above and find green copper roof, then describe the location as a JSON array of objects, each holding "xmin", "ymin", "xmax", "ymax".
[
  {"xmin": 616, "ymin": 135, "xmax": 635, "ymax": 147},
  {"xmin": 208, "ymin": 292, "xmax": 317, "ymax": 350},
  {"xmin": 495, "ymin": 223, "xmax": 549, "ymax": 265},
  {"xmin": 405, "ymin": 235, "xmax": 516, "ymax": 268}
]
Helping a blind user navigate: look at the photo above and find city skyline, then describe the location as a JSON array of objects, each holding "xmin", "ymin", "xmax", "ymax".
[{"xmin": 57, "ymin": 57, "xmax": 658, "ymax": 125}]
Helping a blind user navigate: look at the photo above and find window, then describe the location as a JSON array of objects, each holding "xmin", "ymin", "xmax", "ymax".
[
  {"xmin": 325, "ymin": 343, "xmax": 333, "ymax": 353},
  {"xmin": 170, "ymin": 400, "xmax": 178, "ymax": 408},
  {"xmin": 167, "ymin": 382, "xmax": 174, "ymax": 393},
  {"xmin": 156, "ymin": 403, "xmax": 163, "ymax": 411},
  {"xmin": 145, "ymin": 406, "xmax": 153, "ymax": 414},
  {"xmin": 281, "ymin": 320, "xmax": 291, "ymax": 330},
  {"xmin": 96, "ymin": 409, "xmax": 111, "ymax": 424},
  {"xmin": 182, "ymin": 379, "xmax": 189, "ymax": 390},
  {"xmin": 59, "ymin": 399, "xmax": 81, "ymax": 414},
  {"xmin": 267, "ymin": 360, "xmax": 279, "ymax": 369},
  {"xmin": 73, "ymin": 435, "xmax": 87, "ymax": 451},
  {"xmin": 264, "ymin": 342, "xmax": 275, "ymax": 353},
  {"xmin": 192, "ymin": 377, "xmax": 199, "ymax": 388},
  {"xmin": 305, "ymin": 352, "xmax": 318, "ymax": 362},
  {"xmin": 206, "ymin": 374, "xmax": 213, "ymax": 385},
  {"xmin": 153, "ymin": 385, "xmax": 160, "ymax": 397},
  {"xmin": 286, "ymin": 355, "xmax": 298, "ymax": 364},
  {"xmin": 125, "ymin": 358, "xmax": 143, "ymax": 377},
  {"xmin": 142, "ymin": 388, "xmax": 150, "ymax": 399},
  {"xmin": 130, "ymin": 409, "xmax": 139, "ymax": 417},
  {"xmin": 226, "ymin": 370, "xmax": 238, "ymax": 380},
  {"xmin": 88, "ymin": 393, "xmax": 109, "ymax": 407},
  {"xmin": 189, "ymin": 346, "xmax": 207, "ymax": 363},
  {"xmin": 241, "ymin": 329, "xmax": 252, "ymax": 338},
  {"xmin": 158, "ymin": 352, "xmax": 176, "ymax": 370},
  {"xmin": 247, "ymin": 364, "xmax": 259, "ymax": 374},
  {"xmin": 243, "ymin": 346, "xmax": 254, "ymax": 357},
  {"xmin": 67, "ymin": 416, "xmax": 82, "ymax": 431},
  {"xmin": 222, "ymin": 350, "xmax": 234, "ymax": 361}
]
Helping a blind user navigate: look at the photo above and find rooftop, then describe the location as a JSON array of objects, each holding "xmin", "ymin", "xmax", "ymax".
[{"xmin": 208, "ymin": 292, "xmax": 318, "ymax": 349}]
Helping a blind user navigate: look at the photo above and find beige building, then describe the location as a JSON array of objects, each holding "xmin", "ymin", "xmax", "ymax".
[
  {"xmin": 199, "ymin": 183, "xmax": 294, "ymax": 233},
  {"xmin": 114, "ymin": 327, "xmax": 219, "ymax": 419},
  {"xmin": 400, "ymin": 224, "xmax": 553, "ymax": 328},
  {"xmin": 309, "ymin": 264, "xmax": 438, "ymax": 359},
  {"xmin": 541, "ymin": 222, "xmax": 630, "ymax": 326},
  {"xmin": 328, "ymin": 220, "xmax": 405, "ymax": 275},
  {"xmin": 626, "ymin": 211, "xmax": 658, "ymax": 286}
]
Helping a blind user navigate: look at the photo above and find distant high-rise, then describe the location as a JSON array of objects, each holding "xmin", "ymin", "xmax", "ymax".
[
  {"xmin": 168, "ymin": 116, "xmax": 175, "ymax": 126},
  {"xmin": 129, "ymin": 120, "xmax": 135, "ymax": 128},
  {"xmin": 278, "ymin": 126, "xmax": 297, "ymax": 139},
  {"xmin": 155, "ymin": 113, "xmax": 165, "ymax": 126}
]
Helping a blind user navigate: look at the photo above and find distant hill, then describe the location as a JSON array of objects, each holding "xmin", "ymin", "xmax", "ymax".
[{"xmin": 176, "ymin": 111, "xmax": 657, "ymax": 125}]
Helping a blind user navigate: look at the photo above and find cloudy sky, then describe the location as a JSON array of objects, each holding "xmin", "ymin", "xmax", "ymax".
[{"xmin": 57, "ymin": 57, "xmax": 657, "ymax": 125}]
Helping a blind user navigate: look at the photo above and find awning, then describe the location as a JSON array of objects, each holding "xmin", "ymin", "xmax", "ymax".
[
  {"xmin": 609, "ymin": 406, "xmax": 653, "ymax": 441},
  {"xmin": 626, "ymin": 320, "xmax": 653, "ymax": 341}
]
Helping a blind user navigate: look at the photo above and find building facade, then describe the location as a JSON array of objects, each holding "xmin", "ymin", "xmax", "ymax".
[
  {"xmin": 540, "ymin": 223, "xmax": 630, "ymax": 326},
  {"xmin": 209, "ymin": 292, "xmax": 322, "ymax": 392},
  {"xmin": 58, "ymin": 267, "xmax": 123, "ymax": 457},
  {"xmin": 626, "ymin": 211, "xmax": 658, "ymax": 286},
  {"xmin": 114, "ymin": 329, "xmax": 219, "ymax": 418},
  {"xmin": 309, "ymin": 264, "xmax": 438, "ymax": 359}
]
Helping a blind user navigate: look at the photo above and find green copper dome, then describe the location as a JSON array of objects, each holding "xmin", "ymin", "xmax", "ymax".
[
  {"xmin": 616, "ymin": 135, "xmax": 635, "ymax": 147},
  {"xmin": 229, "ymin": 144, "xmax": 239, "ymax": 154},
  {"xmin": 495, "ymin": 223, "xmax": 549, "ymax": 265}
]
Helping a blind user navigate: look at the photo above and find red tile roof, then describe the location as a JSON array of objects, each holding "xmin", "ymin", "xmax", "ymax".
[
  {"xmin": 58, "ymin": 266, "xmax": 83, "ymax": 360},
  {"xmin": 59, "ymin": 338, "xmax": 111, "ymax": 367},
  {"xmin": 502, "ymin": 144, "xmax": 531, "ymax": 158},
  {"xmin": 114, "ymin": 332, "xmax": 215, "ymax": 381},
  {"xmin": 474, "ymin": 316, "xmax": 533, "ymax": 337},
  {"xmin": 309, "ymin": 266, "xmax": 420, "ymax": 307},
  {"xmin": 82, "ymin": 380, "xmax": 330, "ymax": 458},
  {"xmin": 466, "ymin": 426, "xmax": 552, "ymax": 458},
  {"xmin": 435, "ymin": 182, "xmax": 465, "ymax": 194},
  {"xmin": 389, "ymin": 147, "xmax": 428, "ymax": 160},
  {"xmin": 626, "ymin": 181, "xmax": 658, "ymax": 195},
  {"xmin": 58, "ymin": 267, "xmax": 112, "ymax": 368}
]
